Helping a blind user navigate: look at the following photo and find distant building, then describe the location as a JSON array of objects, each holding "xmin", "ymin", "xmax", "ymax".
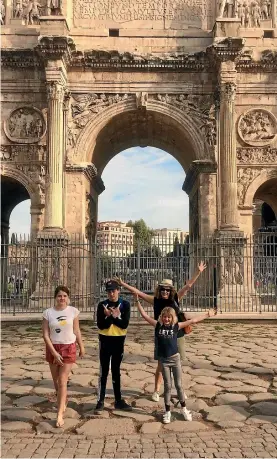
[
  {"xmin": 152, "ymin": 228, "xmax": 188, "ymax": 254},
  {"xmin": 97, "ymin": 221, "xmax": 135, "ymax": 256}
]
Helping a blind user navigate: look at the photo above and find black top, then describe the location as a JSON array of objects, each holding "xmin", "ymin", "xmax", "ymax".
[
  {"xmin": 155, "ymin": 322, "xmax": 179, "ymax": 358},
  {"xmin": 153, "ymin": 296, "xmax": 185, "ymax": 338},
  {"xmin": 97, "ymin": 298, "xmax": 130, "ymax": 331}
]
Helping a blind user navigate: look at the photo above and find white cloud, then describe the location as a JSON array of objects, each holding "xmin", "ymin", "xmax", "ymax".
[
  {"xmin": 99, "ymin": 147, "xmax": 189, "ymax": 230},
  {"xmin": 9, "ymin": 147, "xmax": 189, "ymax": 234}
]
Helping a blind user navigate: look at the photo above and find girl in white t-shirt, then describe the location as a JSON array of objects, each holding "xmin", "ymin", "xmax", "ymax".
[{"xmin": 42, "ymin": 285, "xmax": 85, "ymax": 428}]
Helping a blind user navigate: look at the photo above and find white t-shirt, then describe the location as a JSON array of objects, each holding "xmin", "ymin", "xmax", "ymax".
[{"xmin": 43, "ymin": 306, "xmax": 80, "ymax": 344}]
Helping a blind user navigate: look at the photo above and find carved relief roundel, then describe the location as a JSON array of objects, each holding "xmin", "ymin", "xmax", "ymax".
[
  {"xmin": 238, "ymin": 109, "xmax": 277, "ymax": 147},
  {"xmin": 4, "ymin": 106, "xmax": 46, "ymax": 144}
]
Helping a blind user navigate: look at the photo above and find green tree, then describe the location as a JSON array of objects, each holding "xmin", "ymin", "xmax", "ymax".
[{"xmin": 126, "ymin": 219, "xmax": 154, "ymax": 249}]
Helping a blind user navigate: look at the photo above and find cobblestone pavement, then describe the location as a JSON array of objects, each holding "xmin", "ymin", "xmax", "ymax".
[{"xmin": 2, "ymin": 322, "xmax": 277, "ymax": 458}]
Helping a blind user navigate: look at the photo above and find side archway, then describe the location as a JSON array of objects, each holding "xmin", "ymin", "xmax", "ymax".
[{"xmin": 244, "ymin": 169, "xmax": 277, "ymax": 214}]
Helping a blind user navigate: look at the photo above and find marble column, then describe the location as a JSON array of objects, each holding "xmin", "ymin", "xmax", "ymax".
[
  {"xmin": 219, "ymin": 81, "xmax": 239, "ymax": 231},
  {"xmin": 44, "ymin": 81, "xmax": 64, "ymax": 230}
]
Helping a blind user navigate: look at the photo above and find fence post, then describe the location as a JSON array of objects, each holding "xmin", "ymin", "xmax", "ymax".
[
  {"xmin": 136, "ymin": 241, "xmax": 141, "ymax": 290},
  {"xmin": 213, "ymin": 264, "xmax": 218, "ymax": 314}
]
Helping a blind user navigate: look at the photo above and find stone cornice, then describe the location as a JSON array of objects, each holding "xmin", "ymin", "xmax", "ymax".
[
  {"xmin": 2, "ymin": 46, "xmax": 277, "ymax": 73},
  {"xmin": 71, "ymin": 49, "xmax": 210, "ymax": 72},
  {"xmin": 35, "ymin": 36, "xmax": 76, "ymax": 66},
  {"xmin": 182, "ymin": 160, "xmax": 217, "ymax": 194},
  {"xmin": 66, "ymin": 163, "xmax": 98, "ymax": 182},
  {"xmin": 1, "ymin": 50, "xmax": 43, "ymax": 69},
  {"xmin": 236, "ymin": 49, "xmax": 277, "ymax": 72},
  {"xmin": 207, "ymin": 38, "xmax": 245, "ymax": 66}
]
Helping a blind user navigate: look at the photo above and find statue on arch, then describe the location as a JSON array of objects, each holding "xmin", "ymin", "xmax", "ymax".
[{"xmin": 46, "ymin": 0, "xmax": 62, "ymax": 15}]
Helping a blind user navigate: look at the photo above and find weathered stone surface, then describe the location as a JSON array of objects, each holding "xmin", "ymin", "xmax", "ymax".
[
  {"xmin": 205, "ymin": 405, "xmax": 249, "ymax": 423},
  {"xmin": 217, "ymin": 421, "xmax": 245, "ymax": 428},
  {"xmin": 214, "ymin": 393, "xmax": 249, "ymax": 407},
  {"xmin": 76, "ymin": 418, "xmax": 136, "ymax": 437},
  {"xmin": 1, "ymin": 421, "xmax": 33, "ymax": 431},
  {"xmin": 140, "ymin": 422, "xmax": 162, "ymax": 434},
  {"xmin": 68, "ymin": 374, "xmax": 92, "ymax": 386},
  {"xmin": 134, "ymin": 398, "xmax": 163, "ymax": 409},
  {"xmin": 246, "ymin": 415, "xmax": 277, "ymax": 424},
  {"xmin": 221, "ymin": 372, "xmax": 258, "ymax": 380},
  {"xmin": 225, "ymin": 385, "xmax": 267, "ymax": 393},
  {"xmin": 13, "ymin": 395, "xmax": 47, "ymax": 407},
  {"xmin": 186, "ymin": 398, "xmax": 209, "ymax": 412},
  {"xmin": 36, "ymin": 419, "xmax": 78, "ymax": 433},
  {"xmin": 113, "ymin": 410, "xmax": 155, "ymax": 422},
  {"xmin": 245, "ymin": 367, "xmax": 275, "ymax": 375},
  {"xmin": 6, "ymin": 385, "xmax": 34, "ymax": 396},
  {"xmin": 1, "ymin": 394, "xmax": 12, "ymax": 405},
  {"xmin": 192, "ymin": 376, "xmax": 219, "ymax": 385},
  {"xmin": 163, "ymin": 421, "xmax": 209, "ymax": 432},
  {"xmin": 211, "ymin": 357, "xmax": 237, "ymax": 367},
  {"xmin": 83, "ymin": 409, "xmax": 110, "ymax": 418},
  {"xmin": 2, "ymin": 408, "xmax": 39, "ymax": 422},
  {"xmin": 191, "ymin": 384, "xmax": 221, "ymax": 398},
  {"xmin": 188, "ymin": 369, "xmax": 221, "ymax": 378},
  {"xmin": 249, "ymin": 393, "xmax": 277, "ymax": 403},
  {"xmin": 251, "ymin": 401, "xmax": 277, "ymax": 416}
]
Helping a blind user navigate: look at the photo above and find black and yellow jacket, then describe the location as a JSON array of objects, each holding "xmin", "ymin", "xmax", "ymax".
[{"xmin": 97, "ymin": 299, "xmax": 130, "ymax": 337}]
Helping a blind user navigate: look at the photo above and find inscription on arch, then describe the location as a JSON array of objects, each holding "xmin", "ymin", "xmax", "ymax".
[{"xmin": 73, "ymin": 0, "xmax": 214, "ymax": 30}]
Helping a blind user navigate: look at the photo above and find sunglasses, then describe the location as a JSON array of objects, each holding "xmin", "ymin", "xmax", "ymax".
[{"xmin": 160, "ymin": 288, "xmax": 171, "ymax": 292}]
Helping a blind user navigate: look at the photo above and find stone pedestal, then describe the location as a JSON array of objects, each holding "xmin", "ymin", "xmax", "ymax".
[
  {"xmin": 214, "ymin": 231, "xmax": 261, "ymax": 312},
  {"xmin": 214, "ymin": 18, "xmax": 241, "ymax": 38},
  {"xmin": 1, "ymin": 222, "xmax": 9, "ymax": 296},
  {"xmin": 39, "ymin": 16, "xmax": 69, "ymax": 36},
  {"xmin": 29, "ymin": 231, "xmax": 69, "ymax": 309}
]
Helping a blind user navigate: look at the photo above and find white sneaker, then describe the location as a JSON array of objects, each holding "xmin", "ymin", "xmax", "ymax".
[
  {"xmin": 182, "ymin": 407, "xmax": 192, "ymax": 421},
  {"xmin": 163, "ymin": 411, "xmax": 171, "ymax": 424},
  {"xmin": 152, "ymin": 391, "xmax": 160, "ymax": 402}
]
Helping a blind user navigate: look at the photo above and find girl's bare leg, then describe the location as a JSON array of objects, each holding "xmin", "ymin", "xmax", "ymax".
[
  {"xmin": 56, "ymin": 363, "xmax": 72, "ymax": 427},
  {"xmin": 49, "ymin": 363, "xmax": 59, "ymax": 399},
  {"xmin": 154, "ymin": 361, "xmax": 163, "ymax": 393}
]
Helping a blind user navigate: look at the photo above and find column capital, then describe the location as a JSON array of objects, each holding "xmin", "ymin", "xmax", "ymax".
[
  {"xmin": 46, "ymin": 81, "xmax": 65, "ymax": 103},
  {"xmin": 220, "ymin": 82, "xmax": 237, "ymax": 103}
]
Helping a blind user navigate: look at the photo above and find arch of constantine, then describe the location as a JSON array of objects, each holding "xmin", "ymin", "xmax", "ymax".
[{"xmin": 1, "ymin": 0, "xmax": 277, "ymax": 312}]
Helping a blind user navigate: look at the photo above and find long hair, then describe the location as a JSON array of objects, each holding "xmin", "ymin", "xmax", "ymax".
[
  {"xmin": 154, "ymin": 285, "xmax": 177, "ymax": 301},
  {"xmin": 158, "ymin": 307, "xmax": 178, "ymax": 325}
]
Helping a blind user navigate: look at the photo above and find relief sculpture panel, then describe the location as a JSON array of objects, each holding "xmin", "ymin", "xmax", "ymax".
[
  {"xmin": 73, "ymin": 0, "xmax": 214, "ymax": 30},
  {"xmin": 237, "ymin": 109, "xmax": 277, "ymax": 147},
  {"xmin": 4, "ymin": 106, "xmax": 46, "ymax": 144}
]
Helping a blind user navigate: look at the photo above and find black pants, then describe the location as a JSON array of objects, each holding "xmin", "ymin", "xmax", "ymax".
[{"xmin": 98, "ymin": 335, "xmax": 125, "ymax": 402}]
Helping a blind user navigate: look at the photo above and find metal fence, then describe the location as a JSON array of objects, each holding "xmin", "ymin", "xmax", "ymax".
[{"xmin": 1, "ymin": 231, "xmax": 276, "ymax": 316}]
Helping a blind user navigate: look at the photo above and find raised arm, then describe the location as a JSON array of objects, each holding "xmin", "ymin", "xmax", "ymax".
[
  {"xmin": 113, "ymin": 276, "xmax": 154, "ymax": 305},
  {"xmin": 178, "ymin": 308, "xmax": 214, "ymax": 329},
  {"xmin": 177, "ymin": 261, "xmax": 207, "ymax": 301},
  {"xmin": 133, "ymin": 295, "xmax": 157, "ymax": 327}
]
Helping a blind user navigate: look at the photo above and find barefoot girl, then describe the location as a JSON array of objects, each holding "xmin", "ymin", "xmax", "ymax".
[
  {"xmin": 134, "ymin": 294, "xmax": 214, "ymax": 424},
  {"xmin": 42, "ymin": 285, "xmax": 85, "ymax": 427}
]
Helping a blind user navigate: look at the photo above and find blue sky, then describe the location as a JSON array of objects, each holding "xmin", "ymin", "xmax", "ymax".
[{"xmin": 9, "ymin": 147, "xmax": 189, "ymax": 234}]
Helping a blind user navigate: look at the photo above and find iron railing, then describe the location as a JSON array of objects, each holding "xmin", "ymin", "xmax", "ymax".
[{"xmin": 1, "ymin": 231, "xmax": 276, "ymax": 316}]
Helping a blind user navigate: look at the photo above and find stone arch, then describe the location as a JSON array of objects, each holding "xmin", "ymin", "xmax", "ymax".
[
  {"xmin": 74, "ymin": 98, "xmax": 209, "ymax": 172},
  {"xmin": 244, "ymin": 169, "xmax": 277, "ymax": 214},
  {"xmin": 1, "ymin": 165, "xmax": 43, "ymax": 207}
]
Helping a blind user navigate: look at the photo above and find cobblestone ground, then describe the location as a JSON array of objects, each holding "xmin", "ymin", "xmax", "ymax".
[{"xmin": 1, "ymin": 322, "xmax": 277, "ymax": 458}]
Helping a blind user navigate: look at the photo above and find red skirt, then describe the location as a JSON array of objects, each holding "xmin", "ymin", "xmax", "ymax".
[{"xmin": 46, "ymin": 342, "xmax": 76, "ymax": 364}]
